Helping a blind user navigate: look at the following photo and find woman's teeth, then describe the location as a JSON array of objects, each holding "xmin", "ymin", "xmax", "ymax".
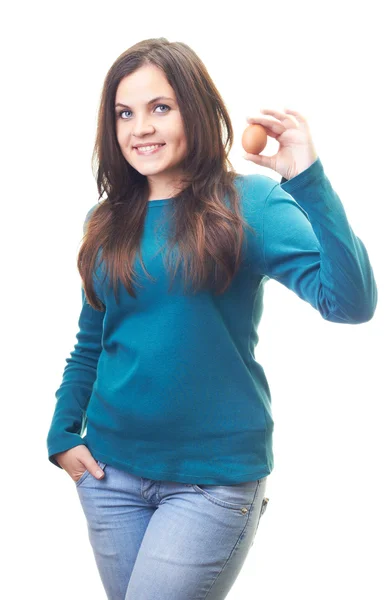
[{"xmin": 136, "ymin": 144, "xmax": 164, "ymax": 153}]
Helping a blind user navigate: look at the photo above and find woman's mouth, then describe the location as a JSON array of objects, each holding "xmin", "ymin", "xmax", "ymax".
[{"xmin": 134, "ymin": 144, "xmax": 166, "ymax": 156}]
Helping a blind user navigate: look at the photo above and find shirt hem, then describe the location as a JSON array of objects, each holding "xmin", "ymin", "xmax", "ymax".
[{"xmin": 87, "ymin": 450, "xmax": 273, "ymax": 485}]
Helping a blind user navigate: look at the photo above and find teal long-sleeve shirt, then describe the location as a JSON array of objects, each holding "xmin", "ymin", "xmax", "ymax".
[{"xmin": 46, "ymin": 158, "xmax": 377, "ymax": 484}]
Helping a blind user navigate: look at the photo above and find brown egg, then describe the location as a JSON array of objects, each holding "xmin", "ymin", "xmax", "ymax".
[{"xmin": 242, "ymin": 124, "xmax": 267, "ymax": 154}]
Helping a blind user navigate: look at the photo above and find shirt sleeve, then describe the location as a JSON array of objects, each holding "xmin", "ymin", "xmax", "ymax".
[
  {"xmin": 46, "ymin": 207, "xmax": 105, "ymax": 469},
  {"xmin": 260, "ymin": 158, "xmax": 377, "ymax": 324}
]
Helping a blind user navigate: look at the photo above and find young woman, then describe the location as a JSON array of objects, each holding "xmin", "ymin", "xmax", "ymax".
[{"xmin": 46, "ymin": 38, "xmax": 377, "ymax": 599}]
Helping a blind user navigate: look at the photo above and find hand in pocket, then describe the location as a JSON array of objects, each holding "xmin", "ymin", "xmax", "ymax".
[{"xmin": 53, "ymin": 446, "xmax": 105, "ymax": 482}]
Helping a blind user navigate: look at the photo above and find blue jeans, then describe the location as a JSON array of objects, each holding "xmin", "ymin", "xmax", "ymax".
[{"xmin": 75, "ymin": 460, "xmax": 269, "ymax": 599}]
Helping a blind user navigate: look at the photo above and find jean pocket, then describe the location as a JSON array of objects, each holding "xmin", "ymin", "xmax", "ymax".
[
  {"xmin": 75, "ymin": 460, "xmax": 107, "ymax": 487},
  {"xmin": 190, "ymin": 478, "xmax": 264, "ymax": 511}
]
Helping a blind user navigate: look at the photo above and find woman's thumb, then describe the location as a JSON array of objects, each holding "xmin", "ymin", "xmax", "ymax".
[
  {"xmin": 243, "ymin": 152, "xmax": 273, "ymax": 170},
  {"xmin": 91, "ymin": 460, "xmax": 105, "ymax": 479}
]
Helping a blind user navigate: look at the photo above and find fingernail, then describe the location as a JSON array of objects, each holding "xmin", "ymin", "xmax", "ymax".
[{"xmin": 96, "ymin": 470, "xmax": 103, "ymax": 478}]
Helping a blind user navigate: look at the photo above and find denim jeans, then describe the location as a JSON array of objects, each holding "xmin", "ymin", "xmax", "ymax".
[{"xmin": 75, "ymin": 460, "xmax": 269, "ymax": 600}]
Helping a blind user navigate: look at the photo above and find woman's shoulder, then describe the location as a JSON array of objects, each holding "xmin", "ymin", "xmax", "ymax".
[{"xmin": 233, "ymin": 172, "xmax": 279, "ymax": 208}]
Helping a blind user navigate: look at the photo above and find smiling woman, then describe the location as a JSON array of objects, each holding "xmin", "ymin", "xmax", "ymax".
[
  {"xmin": 79, "ymin": 38, "xmax": 249, "ymax": 309},
  {"xmin": 112, "ymin": 67, "xmax": 187, "ymax": 200},
  {"xmin": 46, "ymin": 35, "xmax": 377, "ymax": 600}
]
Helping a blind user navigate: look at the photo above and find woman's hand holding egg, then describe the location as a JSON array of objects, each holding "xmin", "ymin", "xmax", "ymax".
[{"xmin": 242, "ymin": 108, "xmax": 318, "ymax": 180}]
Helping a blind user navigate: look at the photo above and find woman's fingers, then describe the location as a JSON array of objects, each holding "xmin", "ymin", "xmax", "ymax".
[
  {"xmin": 260, "ymin": 108, "xmax": 288, "ymax": 121},
  {"xmin": 246, "ymin": 115, "xmax": 285, "ymax": 137},
  {"xmin": 283, "ymin": 108, "xmax": 307, "ymax": 124},
  {"xmin": 250, "ymin": 108, "xmax": 303, "ymax": 128}
]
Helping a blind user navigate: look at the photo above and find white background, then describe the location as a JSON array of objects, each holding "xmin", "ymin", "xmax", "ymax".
[{"xmin": 2, "ymin": 0, "xmax": 388, "ymax": 598}]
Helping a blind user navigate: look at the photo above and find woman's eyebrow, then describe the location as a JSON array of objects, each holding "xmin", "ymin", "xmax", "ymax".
[{"xmin": 115, "ymin": 96, "xmax": 175, "ymax": 108}]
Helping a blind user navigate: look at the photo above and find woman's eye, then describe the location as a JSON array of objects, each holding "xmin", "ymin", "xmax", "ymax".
[
  {"xmin": 155, "ymin": 104, "xmax": 170, "ymax": 114},
  {"xmin": 117, "ymin": 104, "xmax": 170, "ymax": 120}
]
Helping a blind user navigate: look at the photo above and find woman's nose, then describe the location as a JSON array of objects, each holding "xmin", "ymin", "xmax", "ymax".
[{"xmin": 132, "ymin": 118, "xmax": 155, "ymax": 137}]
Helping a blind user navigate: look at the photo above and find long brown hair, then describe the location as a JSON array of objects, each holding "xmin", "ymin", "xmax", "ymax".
[{"xmin": 78, "ymin": 37, "xmax": 255, "ymax": 311}]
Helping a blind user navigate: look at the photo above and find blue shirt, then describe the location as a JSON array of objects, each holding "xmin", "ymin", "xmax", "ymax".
[{"xmin": 46, "ymin": 158, "xmax": 377, "ymax": 484}]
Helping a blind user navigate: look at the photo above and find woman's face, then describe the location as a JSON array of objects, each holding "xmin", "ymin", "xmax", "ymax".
[{"xmin": 115, "ymin": 64, "xmax": 188, "ymax": 200}]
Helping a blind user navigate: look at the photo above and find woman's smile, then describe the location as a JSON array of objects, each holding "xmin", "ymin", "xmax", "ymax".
[{"xmin": 134, "ymin": 143, "xmax": 166, "ymax": 156}]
